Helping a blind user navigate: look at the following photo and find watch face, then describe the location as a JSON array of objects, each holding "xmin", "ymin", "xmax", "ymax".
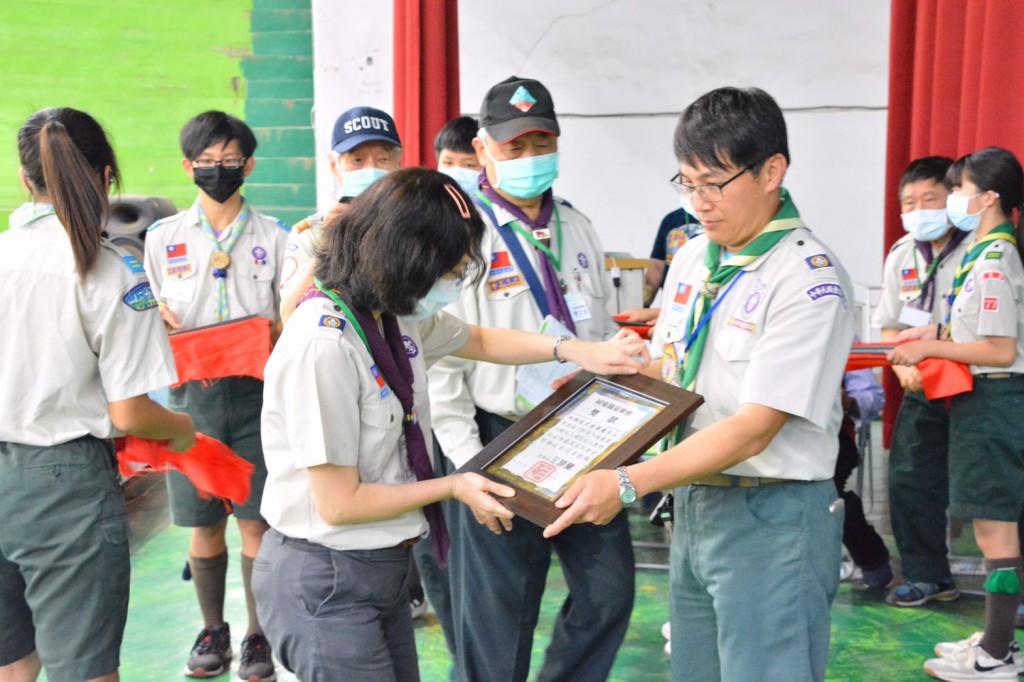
[{"xmin": 620, "ymin": 488, "xmax": 637, "ymax": 505}]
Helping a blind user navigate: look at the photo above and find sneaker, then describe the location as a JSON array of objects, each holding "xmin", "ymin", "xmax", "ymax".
[
  {"xmin": 238, "ymin": 633, "xmax": 277, "ymax": 682},
  {"xmin": 861, "ymin": 561, "xmax": 894, "ymax": 590},
  {"xmin": 935, "ymin": 633, "xmax": 1024, "ymax": 674},
  {"xmin": 661, "ymin": 621, "xmax": 671, "ymax": 641},
  {"xmin": 887, "ymin": 579, "xmax": 959, "ymax": 607},
  {"xmin": 185, "ymin": 623, "xmax": 232, "ymax": 678},
  {"xmin": 923, "ymin": 643, "xmax": 1017, "ymax": 680}
]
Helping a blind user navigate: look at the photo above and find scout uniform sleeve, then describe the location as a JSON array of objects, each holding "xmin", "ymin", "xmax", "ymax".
[
  {"xmin": 270, "ymin": 219, "xmax": 290, "ymax": 322},
  {"xmin": 427, "ymin": 281, "xmax": 486, "ymax": 469},
  {"xmin": 872, "ymin": 239, "xmax": 909, "ymax": 330},
  {"xmin": 418, "ymin": 310, "xmax": 472, "ymax": 367},
  {"xmin": 142, "ymin": 220, "xmax": 168, "ymax": 306},
  {"xmin": 973, "ymin": 248, "xmax": 1019, "ymax": 338},
  {"xmin": 739, "ymin": 261, "xmax": 854, "ymax": 430},
  {"xmin": 84, "ymin": 248, "xmax": 178, "ymax": 402}
]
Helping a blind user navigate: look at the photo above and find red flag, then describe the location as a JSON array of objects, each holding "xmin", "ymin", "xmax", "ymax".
[
  {"xmin": 168, "ymin": 316, "xmax": 271, "ymax": 387},
  {"xmin": 847, "ymin": 343, "xmax": 973, "ymax": 399},
  {"xmin": 116, "ymin": 433, "xmax": 254, "ymax": 505}
]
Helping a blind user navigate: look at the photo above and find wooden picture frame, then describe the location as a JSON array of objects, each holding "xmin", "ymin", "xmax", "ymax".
[{"xmin": 457, "ymin": 371, "xmax": 703, "ymax": 527}]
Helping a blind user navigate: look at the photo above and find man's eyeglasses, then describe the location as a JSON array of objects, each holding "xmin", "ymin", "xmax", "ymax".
[
  {"xmin": 669, "ymin": 163, "xmax": 755, "ymax": 202},
  {"xmin": 192, "ymin": 158, "xmax": 247, "ymax": 170}
]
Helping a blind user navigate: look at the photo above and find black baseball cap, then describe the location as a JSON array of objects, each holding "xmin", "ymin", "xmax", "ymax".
[
  {"xmin": 331, "ymin": 106, "xmax": 402, "ymax": 154},
  {"xmin": 480, "ymin": 76, "xmax": 560, "ymax": 144}
]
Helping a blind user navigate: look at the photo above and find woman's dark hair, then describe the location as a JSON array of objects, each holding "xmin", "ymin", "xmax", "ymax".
[
  {"xmin": 948, "ymin": 147, "xmax": 1024, "ymax": 250},
  {"xmin": 315, "ymin": 167, "xmax": 486, "ymax": 315},
  {"xmin": 18, "ymin": 107, "xmax": 121, "ymax": 277},
  {"xmin": 180, "ymin": 110, "xmax": 257, "ymax": 160},
  {"xmin": 434, "ymin": 116, "xmax": 479, "ymax": 157},
  {"xmin": 674, "ymin": 86, "xmax": 789, "ymax": 175}
]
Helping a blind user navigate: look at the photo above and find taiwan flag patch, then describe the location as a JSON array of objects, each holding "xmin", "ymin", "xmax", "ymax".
[
  {"xmin": 490, "ymin": 251, "xmax": 513, "ymax": 276},
  {"xmin": 370, "ymin": 364, "xmax": 390, "ymax": 398},
  {"xmin": 674, "ymin": 282, "xmax": 693, "ymax": 305}
]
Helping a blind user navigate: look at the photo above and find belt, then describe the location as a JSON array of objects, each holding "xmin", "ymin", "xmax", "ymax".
[
  {"xmin": 396, "ymin": 537, "xmax": 420, "ymax": 548},
  {"xmin": 691, "ymin": 473, "xmax": 796, "ymax": 487},
  {"xmin": 976, "ymin": 372, "xmax": 1022, "ymax": 380}
]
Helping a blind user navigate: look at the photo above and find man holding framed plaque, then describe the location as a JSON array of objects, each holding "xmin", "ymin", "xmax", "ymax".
[
  {"xmin": 427, "ymin": 76, "xmax": 633, "ymax": 682},
  {"xmin": 545, "ymin": 87, "xmax": 854, "ymax": 682}
]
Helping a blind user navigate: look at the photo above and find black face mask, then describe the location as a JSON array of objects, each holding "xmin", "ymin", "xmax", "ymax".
[{"xmin": 193, "ymin": 165, "xmax": 245, "ymax": 203}]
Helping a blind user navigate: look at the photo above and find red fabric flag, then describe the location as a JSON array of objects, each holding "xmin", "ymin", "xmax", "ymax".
[
  {"xmin": 168, "ymin": 316, "xmax": 271, "ymax": 388},
  {"xmin": 116, "ymin": 433, "xmax": 254, "ymax": 505},
  {"xmin": 846, "ymin": 343, "xmax": 973, "ymax": 400}
]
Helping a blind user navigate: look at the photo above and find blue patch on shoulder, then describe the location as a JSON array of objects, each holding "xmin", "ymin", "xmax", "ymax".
[
  {"xmin": 123, "ymin": 283, "xmax": 157, "ymax": 311},
  {"xmin": 121, "ymin": 254, "xmax": 145, "ymax": 275},
  {"xmin": 276, "ymin": 219, "xmax": 290, "ymax": 232},
  {"xmin": 318, "ymin": 315, "xmax": 346, "ymax": 331}
]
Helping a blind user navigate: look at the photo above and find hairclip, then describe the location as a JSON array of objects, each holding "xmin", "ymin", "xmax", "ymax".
[{"xmin": 444, "ymin": 183, "xmax": 472, "ymax": 219}]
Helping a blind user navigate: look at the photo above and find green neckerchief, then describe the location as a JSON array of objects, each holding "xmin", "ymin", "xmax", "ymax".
[
  {"xmin": 196, "ymin": 199, "xmax": 251, "ymax": 321},
  {"xmin": 945, "ymin": 221, "xmax": 1017, "ymax": 328},
  {"xmin": 476, "ymin": 192, "xmax": 564, "ymax": 271},
  {"xmin": 678, "ymin": 188, "xmax": 805, "ymax": 391},
  {"xmin": 313, "ymin": 277, "xmax": 371, "ymax": 355}
]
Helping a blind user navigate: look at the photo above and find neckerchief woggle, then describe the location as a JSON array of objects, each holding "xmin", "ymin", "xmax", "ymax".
[
  {"xmin": 676, "ymin": 188, "xmax": 805, "ymax": 391},
  {"xmin": 313, "ymin": 278, "xmax": 451, "ymax": 567},
  {"xmin": 944, "ymin": 222, "xmax": 1017, "ymax": 333},
  {"xmin": 912, "ymin": 229, "xmax": 969, "ymax": 313},
  {"xmin": 197, "ymin": 199, "xmax": 251, "ymax": 322}
]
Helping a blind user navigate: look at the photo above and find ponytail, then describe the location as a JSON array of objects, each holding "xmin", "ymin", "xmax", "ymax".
[{"xmin": 39, "ymin": 121, "xmax": 107, "ymax": 277}]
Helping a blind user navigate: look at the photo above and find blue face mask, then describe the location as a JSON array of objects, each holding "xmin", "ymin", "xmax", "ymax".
[
  {"xmin": 440, "ymin": 166, "xmax": 480, "ymax": 198},
  {"xmin": 901, "ymin": 208, "xmax": 950, "ymax": 242},
  {"xmin": 486, "ymin": 147, "xmax": 560, "ymax": 199},
  {"xmin": 946, "ymin": 192, "xmax": 983, "ymax": 232},
  {"xmin": 404, "ymin": 276, "xmax": 463, "ymax": 322},
  {"xmin": 341, "ymin": 167, "xmax": 390, "ymax": 198}
]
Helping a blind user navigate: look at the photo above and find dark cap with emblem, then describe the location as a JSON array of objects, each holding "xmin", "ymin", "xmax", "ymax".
[
  {"xmin": 331, "ymin": 106, "xmax": 402, "ymax": 154},
  {"xmin": 480, "ymin": 75, "xmax": 560, "ymax": 144}
]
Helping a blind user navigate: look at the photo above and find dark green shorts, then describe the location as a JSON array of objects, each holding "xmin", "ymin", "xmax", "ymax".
[
  {"xmin": 167, "ymin": 376, "xmax": 268, "ymax": 526},
  {"xmin": 0, "ymin": 436, "xmax": 129, "ymax": 681},
  {"xmin": 949, "ymin": 375, "xmax": 1024, "ymax": 521}
]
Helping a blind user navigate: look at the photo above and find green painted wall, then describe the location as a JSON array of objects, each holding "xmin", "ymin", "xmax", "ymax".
[{"xmin": 0, "ymin": 0, "xmax": 314, "ymax": 231}]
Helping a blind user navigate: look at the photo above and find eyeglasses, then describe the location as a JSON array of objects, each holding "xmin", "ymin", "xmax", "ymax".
[
  {"xmin": 670, "ymin": 164, "xmax": 755, "ymax": 202},
  {"xmin": 192, "ymin": 157, "xmax": 247, "ymax": 170}
]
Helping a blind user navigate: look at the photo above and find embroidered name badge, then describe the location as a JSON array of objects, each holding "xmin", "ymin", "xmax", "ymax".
[
  {"xmin": 727, "ymin": 317, "xmax": 757, "ymax": 334},
  {"xmin": 370, "ymin": 364, "xmax": 391, "ymax": 398},
  {"xmin": 121, "ymin": 254, "xmax": 145, "ymax": 275},
  {"xmin": 402, "ymin": 335, "xmax": 419, "ymax": 358},
  {"xmin": 252, "ymin": 246, "xmax": 267, "ymax": 265},
  {"xmin": 983, "ymin": 296, "xmax": 1000, "ymax": 311},
  {"xmin": 490, "ymin": 250, "xmax": 514, "ymax": 276},
  {"xmin": 673, "ymin": 282, "xmax": 693, "ymax": 306},
  {"xmin": 577, "ymin": 252, "xmax": 589, "ymax": 269},
  {"xmin": 122, "ymin": 283, "xmax": 157, "ymax": 311},
  {"xmin": 980, "ymin": 271, "xmax": 1007, "ymax": 283},
  {"xmin": 806, "ymin": 283, "xmax": 846, "ymax": 305},
  {"xmin": 805, "ymin": 254, "xmax": 833, "ymax": 270},
  {"xmin": 166, "ymin": 243, "xmax": 188, "ymax": 266},
  {"xmin": 986, "ymin": 251, "xmax": 1004, "ymax": 260},
  {"xmin": 488, "ymin": 274, "xmax": 524, "ymax": 294},
  {"xmin": 318, "ymin": 315, "xmax": 345, "ymax": 331}
]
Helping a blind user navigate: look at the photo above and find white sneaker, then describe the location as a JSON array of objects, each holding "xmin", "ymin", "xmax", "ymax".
[
  {"xmin": 661, "ymin": 622, "xmax": 671, "ymax": 641},
  {"xmin": 924, "ymin": 643, "xmax": 1017, "ymax": 680},
  {"xmin": 410, "ymin": 595, "xmax": 429, "ymax": 620},
  {"xmin": 935, "ymin": 633, "xmax": 1024, "ymax": 674}
]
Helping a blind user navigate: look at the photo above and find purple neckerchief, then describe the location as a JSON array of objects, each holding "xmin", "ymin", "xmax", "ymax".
[
  {"xmin": 479, "ymin": 176, "xmax": 576, "ymax": 333},
  {"xmin": 295, "ymin": 284, "xmax": 326, "ymax": 307},
  {"xmin": 914, "ymin": 229, "xmax": 969, "ymax": 312},
  {"xmin": 348, "ymin": 305, "xmax": 450, "ymax": 568}
]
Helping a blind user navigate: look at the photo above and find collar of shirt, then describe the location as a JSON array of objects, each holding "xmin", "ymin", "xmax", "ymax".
[{"xmin": 9, "ymin": 202, "xmax": 56, "ymax": 229}]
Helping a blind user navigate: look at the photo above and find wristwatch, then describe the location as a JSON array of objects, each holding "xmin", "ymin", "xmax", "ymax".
[{"xmin": 616, "ymin": 466, "xmax": 637, "ymax": 506}]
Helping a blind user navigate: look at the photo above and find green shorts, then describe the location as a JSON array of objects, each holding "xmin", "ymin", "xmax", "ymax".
[
  {"xmin": 0, "ymin": 436, "xmax": 130, "ymax": 681},
  {"xmin": 949, "ymin": 375, "xmax": 1024, "ymax": 521},
  {"xmin": 167, "ymin": 376, "xmax": 268, "ymax": 526}
]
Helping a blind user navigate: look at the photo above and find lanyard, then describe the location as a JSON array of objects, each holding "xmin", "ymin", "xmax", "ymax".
[
  {"xmin": 683, "ymin": 271, "xmax": 747, "ymax": 353},
  {"xmin": 477, "ymin": 192, "xmax": 564, "ymax": 271}
]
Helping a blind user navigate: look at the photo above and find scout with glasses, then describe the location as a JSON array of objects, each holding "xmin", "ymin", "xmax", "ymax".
[
  {"xmin": 143, "ymin": 111, "xmax": 288, "ymax": 682},
  {"xmin": 545, "ymin": 87, "xmax": 854, "ymax": 682}
]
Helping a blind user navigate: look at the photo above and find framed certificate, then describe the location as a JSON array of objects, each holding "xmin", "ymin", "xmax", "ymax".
[{"xmin": 458, "ymin": 371, "xmax": 703, "ymax": 527}]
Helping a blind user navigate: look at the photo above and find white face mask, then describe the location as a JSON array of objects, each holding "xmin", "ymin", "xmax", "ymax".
[
  {"xmin": 403, "ymin": 276, "xmax": 462, "ymax": 322},
  {"xmin": 900, "ymin": 208, "xmax": 950, "ymax": 242}
]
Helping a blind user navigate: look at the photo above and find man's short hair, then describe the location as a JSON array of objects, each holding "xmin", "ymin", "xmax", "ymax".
[
  {"xmin": 900, "ymin": 156, "xmax": 954, "ymax": 192},
  {"xmin": 180, "ymin": 111, "xmax": 257, "ymax": 160},
  {"xmin": 434, "ymin": 116, "xmax": 478, "ymax": 157},
  {"xmin": 673, "ymin": 87, "xmax": 789, "ymax": 174}
]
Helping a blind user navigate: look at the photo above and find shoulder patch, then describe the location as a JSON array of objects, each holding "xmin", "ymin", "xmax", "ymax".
[
  {"xmin": 146, "ymin": 218, "xmax": 166, "ymax": 233},
  {"xmin": 804, "ymin": 253, "xmax": 833, "ymax": 270},
  {"xmin": 805, "ymin": 282, "xmax": 847, "ymax": 307},
  {"xmin": 317, "ymin": 314, "xmax": 346, "ymax": 332},
  {"xmin": 122, "ymin": 282, "xmax": 157, "ymax": 311},
  {"xmin": 121, "ymin": 254, "xmax": 146, "ymax": 275},
  {"xmin": 979, "ymin": 270, "xmax": 1007, "ymax": 283},
  {"xmin": 275, "ymin": 219, "xmax": 290, "ymax": 232},
  {"xmin": 553, "ymin": 196, "xmax": 574, "ymax": 209},
  {"xmin": 986, "ymin": 250, "xmax": 1004, "ymax": 260},
  {"xmin": 294, "ymin": 219, "xmax": 311, "ymax": 233}
]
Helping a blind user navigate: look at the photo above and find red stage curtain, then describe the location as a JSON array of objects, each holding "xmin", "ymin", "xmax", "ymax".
[
  {"xmin": 393, "ymin": 0, "xmax": 460, "ymax": 168},
  {"xmin": 881, "ymin": 0, "xmax": 1024, "ymax": 445}
]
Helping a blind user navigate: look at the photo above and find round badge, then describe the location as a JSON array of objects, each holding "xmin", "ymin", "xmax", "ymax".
[
  {"xmin": 402, "ymin": 335, "xmax": 419, "ymax": 358},
  {"xmin": 661, "ymin": 344, "xmax": 679, "ymax": 384},
  {"xmin": 252, "ymin": 246, "xmax": 267, "ymax": 260},
  {"xmin": 577, "ymin": 252, "xmax": 589, "ymax": 269},
  {"xmin": 210, "ymin": 251, "xmax": 231, "ymax": 269}
]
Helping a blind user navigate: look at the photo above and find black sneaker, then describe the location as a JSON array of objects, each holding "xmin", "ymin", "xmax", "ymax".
[
  {"xmin": 238, "ymin": 633, "xmax": 277, "ymax": 682},
  {"xmin": 185, "ymin": 623, "xmax": 232, "ymax": 678}
]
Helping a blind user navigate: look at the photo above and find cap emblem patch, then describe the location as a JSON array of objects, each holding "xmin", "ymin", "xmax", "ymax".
[{"xmin": 509, "ymin": 86, "xmax": 537, "ymax": 112}]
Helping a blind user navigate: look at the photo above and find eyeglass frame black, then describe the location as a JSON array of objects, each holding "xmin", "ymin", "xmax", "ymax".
[
  {"xmin": 191, "ymin": 157, "xmax": 249, "ymax": 170},
  {"xmin": 669, "ymin": 161, "xmax": 761, "ymax": 202}
]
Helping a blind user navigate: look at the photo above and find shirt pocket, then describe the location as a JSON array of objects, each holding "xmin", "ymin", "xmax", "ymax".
[
  {"xmin": 713, "ymin": 324, "xmax": 758, "ymax": 363},
  {"xmin": 356, "ymin": 396, "xmax": 401, "ymax": 482},
  {"xmin": 235, "ymin": 257, "xmax": 277, "ymax": 314}
]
